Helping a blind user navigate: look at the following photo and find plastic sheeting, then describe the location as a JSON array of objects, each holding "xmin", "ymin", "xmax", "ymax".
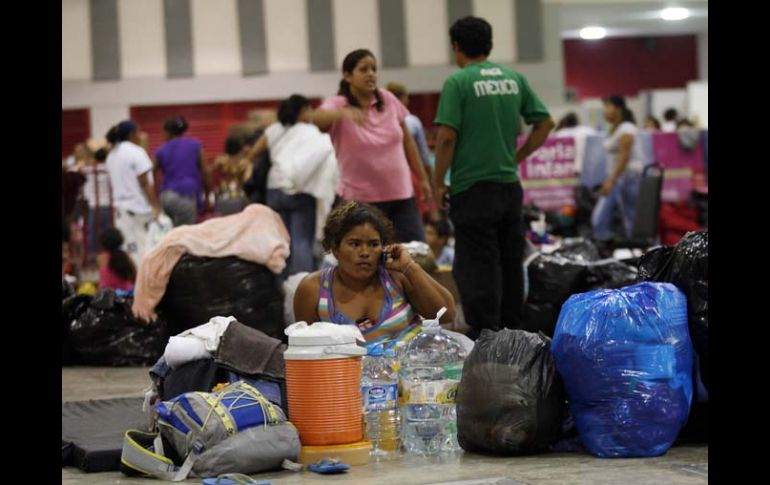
[
  {"xmin": 523, "ymin": 239, "xmax": 638, "ymax": 336},
  {"xmin": 68, "ymin": 290, "xmax": 167, "ymax": 366},
  {"xmin": 158, "ymin": 255, "xmax": 284, "ymax": 340},
  {"xmin": 552, "ymin": 282, "xmax": 693, "ymax": 458},
  {"xmin": 457, "ymin": 329, "xmax": 566, "ymax": 454},
  {"xmin": 637, "ymin": 232, "xmax": 708, "ymax": 395}
]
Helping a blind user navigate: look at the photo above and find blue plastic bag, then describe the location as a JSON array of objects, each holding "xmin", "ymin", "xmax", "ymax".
[{"xmin": 551, "ymin": 282, "xmax": 693, "ymax": 458}]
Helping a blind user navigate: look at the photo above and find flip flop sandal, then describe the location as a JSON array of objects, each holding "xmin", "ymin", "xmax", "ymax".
[{"xmin": 307, "ymin": 458, "xmax": 351, "ymax": 474}]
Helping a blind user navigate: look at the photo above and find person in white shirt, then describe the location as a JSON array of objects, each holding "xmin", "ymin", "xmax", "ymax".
[
  {"xmin": 246, "ymin": 95, "xmax": 337, "ymax": 275},
  {"xmin": 105, "ymin": 121, "xmax": 161, "ymax": 267},
  {"xmin": 554, "ymin": 112, "xmax": 597, "ymax": 174},
  {"xmin": 662, "ymin": 108, "xmax": 678, "ymax": 133},
  {"xmin": 592, "ymin": 96, "xmax": 644, "ymax": 240}
]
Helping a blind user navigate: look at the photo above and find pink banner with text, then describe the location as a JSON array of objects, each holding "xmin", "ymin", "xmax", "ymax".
[
  {"xmin": 518, "ymin": 137, "xmax": 578, "ymax": 210},
  {"xmin": 652, "ymin": 133, "xmax": 706, "ymax": 202}
]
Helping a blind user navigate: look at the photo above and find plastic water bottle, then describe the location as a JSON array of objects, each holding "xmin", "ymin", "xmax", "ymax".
[
  {"xmin": 400, "ymin": 308, "xmax": 466, "ymax": 455},
  {"xmin": 393, "ymin": 340, "xmax": 406, "ymax": 374},
  {"xmin": 361, "ymin": 345, "xmax": 400, "ymax": 459}
]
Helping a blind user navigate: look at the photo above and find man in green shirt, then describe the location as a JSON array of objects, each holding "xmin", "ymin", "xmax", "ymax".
[{"xmin": 433, "ymin": 16, "xmax": 555, "ymax": 339}]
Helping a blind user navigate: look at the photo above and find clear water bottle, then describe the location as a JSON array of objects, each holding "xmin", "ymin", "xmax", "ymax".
[
  {"xmin": 361, "ymin": 345, "xmax": 400, "ymax": 459},
  {"xmin": 400, "ymin": 308, "xmax": 466, "ymax": 455}
]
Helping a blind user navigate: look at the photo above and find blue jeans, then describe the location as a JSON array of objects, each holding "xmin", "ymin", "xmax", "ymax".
[
  {"xmin": 267, "ymin": 189, "xmax": 316, "ymax": 276},
  {"xmin": 591, "ymin": 172, "xmax": 642, "ymax": 240}
]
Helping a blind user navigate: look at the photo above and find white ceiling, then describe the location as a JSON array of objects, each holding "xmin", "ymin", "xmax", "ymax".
[{"xmin": 545, "ymin": 0, "xmax": 708, "ymax": 39}]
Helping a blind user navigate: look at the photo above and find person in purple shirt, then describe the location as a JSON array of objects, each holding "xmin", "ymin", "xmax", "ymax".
[{"xmin": 154, "ymin": 116, "xmax": 211, "ymax": 226}]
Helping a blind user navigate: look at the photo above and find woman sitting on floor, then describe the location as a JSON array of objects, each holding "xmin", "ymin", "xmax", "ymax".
[{"xmin": 293, "ymin": 202, "xmax": 455, "ymax": 347}]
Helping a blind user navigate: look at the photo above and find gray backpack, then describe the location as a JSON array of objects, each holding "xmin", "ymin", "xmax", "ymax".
[{"xmin": 121, "ymin": 381, "xmax": 300, "ymax": 481}]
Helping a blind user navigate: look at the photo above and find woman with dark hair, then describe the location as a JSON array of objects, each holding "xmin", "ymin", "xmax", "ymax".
[
  {"xmin": 154, "ymin": 116, "xmax": 210, "ymax": 226},
  {"xmin": 662, "ymin": 108, "xmax": 679, "ymax": 132},
  {"xmin": 105, "ymin": 120, "xmax": 161, "ymax": 266},
  {"xmin": 311, "ymin": 49, "xmax": 432, "ymax": 243},
  {"xmin": 214, "ymin": 135, "xmax": 252, "ymax": 215},
  {"xmin": 293, "ymin": 202, "xmax": 455, "ymax": 347},
  {"xmin": 246, "ymin": 94, "xmax": 338, "ymax": 275},
  {"xmin": 97, "ymin": 227, "xmax": 136, "ymax": 291},
  {"xmin": 592, "ymin": 95, "xmax": 644, "ymax": 239}
]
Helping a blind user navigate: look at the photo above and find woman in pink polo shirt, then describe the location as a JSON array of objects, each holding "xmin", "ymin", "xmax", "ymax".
[{"xmin": 313, "ymin": 49, "xmax": 432, "ymax": 242}]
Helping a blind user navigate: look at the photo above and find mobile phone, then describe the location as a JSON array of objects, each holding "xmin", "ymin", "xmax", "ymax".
[{"xmin": 380, "ymin": 250, "xmax": 389, "ymax": 265}]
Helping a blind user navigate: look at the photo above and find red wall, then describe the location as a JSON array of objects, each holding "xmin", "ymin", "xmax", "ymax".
[
  {"xmin": 131, "ymin": 100, "xmax": 290, "ymax": 159},
  {"xmin": 131, "ymin": 94, "xmax": 442, "ymax": 159},
  {"xmin": 408, "ymin": 93, "xmax": 441, "ymax": 131},
  {"xmin": 62, "ymin": 109, "xmax": 91, "ymax": 159},
  {"xmin": 57, "ymin": 93, "xmax": 442, "ymax": 168},
  {"xmin": 564, "ymin": 35, "xmax": 698, "ymax": 100}
]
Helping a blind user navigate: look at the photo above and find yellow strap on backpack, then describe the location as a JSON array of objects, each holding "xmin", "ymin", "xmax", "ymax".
[{"xmin": 198, "ymin": 392, "xmax": 236, "ymax": 436}]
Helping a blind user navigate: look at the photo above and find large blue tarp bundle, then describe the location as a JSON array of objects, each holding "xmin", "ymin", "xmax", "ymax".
[{"xmin": 551, "ymin": 282, "xmax": 693, "ymax": 458}]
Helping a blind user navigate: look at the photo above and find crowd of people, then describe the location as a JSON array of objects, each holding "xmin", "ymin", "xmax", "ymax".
[
  {"xmin": 62, "ymin": 15, "xmax": 702, "ymax": 345},
  {"xmin": 551, "ymin": 102, "xmax": 702, "ymax": 242}
]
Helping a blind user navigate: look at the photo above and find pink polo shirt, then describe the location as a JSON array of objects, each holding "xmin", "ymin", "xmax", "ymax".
[{"xmin": 320, "ymin": 89, "xmax": 414, "ymax": 203}]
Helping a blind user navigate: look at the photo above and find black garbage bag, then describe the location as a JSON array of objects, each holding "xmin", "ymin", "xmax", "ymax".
[
  {"xmin": 637, "ymin": 232, "xmax": 708, "ymax": 393},
  {"xmin": 63, "ymin": 295, "xmax": 93, "ymax": 327},
  {"xmin": 573, "ymin": 185, "xmax": 599, "ymax": 238},
  {"xmin": 457, "ymin": 329, "xmax": 567, "ymax": 454},
  {"xmin": 526, "ymin": 255, "xmax": 588, "ymax": 305},
  {"xmin": 552, "ymin": 238, "xmax": 600, "ymax": 262},
  {"xmin": 70, "ymin": 289, "xmax": 167, "ymax": 366},
  {"xmin": 637, "ymin": 246, "xmax": 675, "ymax": 281},
  {"xmin": 676, "ymin": 401, "xmax": 708, "ymax": 444},
  {"xmin": 523, "ymin": 238, "xmax": 639, "ymax": 337},
  {"xmin": 522, "ymin": 301, "xmax": 561, "ymax": 337},
  {"xmin": 62, "ymin": 294, "xmax": 93, "ymax": 365},
  {"xmin": 585, "ymin": 261, "xmax": 638, "ymax": 290},
  {"xmin": 551, "ymin": 410, "xmax": 584, "ymax": 453},
  {"xmin": 523, "ymin": 252, "xmax": 588, "ymax": 336},
  {"xmin": 62, "ymin": 279, "xmax": 75, "ymax": 300},
  {"xmin": 158, "ymin": 255, "xmax": 285, "ymax": 341}
]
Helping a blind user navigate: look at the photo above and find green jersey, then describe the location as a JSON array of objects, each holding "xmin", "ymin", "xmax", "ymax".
[{"xmin": 434, "ymin": 60, "xmax": 550, "ymax": 194}]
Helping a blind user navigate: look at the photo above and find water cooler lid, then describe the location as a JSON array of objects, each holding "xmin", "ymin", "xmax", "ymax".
[{"xmin": 284, "ymin": 321, "xmax": 367, "ymax": 360}]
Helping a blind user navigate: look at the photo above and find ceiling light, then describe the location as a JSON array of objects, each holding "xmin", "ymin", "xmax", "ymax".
[
  {"xmin": 661, "ymin": 7, "xmax": 690, "ymax": 21},
  {"xmin": 580, "ymin": 26, "xmax": 607, "ymax": 40}
]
